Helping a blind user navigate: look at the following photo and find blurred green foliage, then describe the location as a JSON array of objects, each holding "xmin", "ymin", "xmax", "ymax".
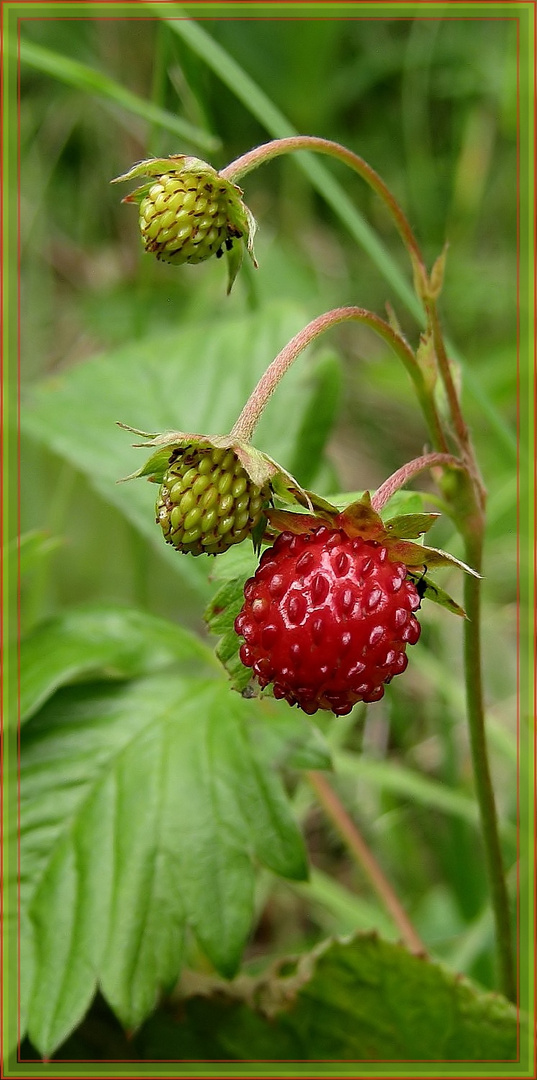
[{"xmin": 18, "ymin": 11, "xmax": 517, "ymax": 1059}]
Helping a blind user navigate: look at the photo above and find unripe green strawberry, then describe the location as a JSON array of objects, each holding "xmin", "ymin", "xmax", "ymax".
[
  {"xmin": 156, "ymin": 446, "xmax": 270, "ymax": 556},
  {"xmin": 139, "ymin": 172, "xmax": 241, "ymax": 266},
  {"xmin": 113, "ymin": 155, "xmax": 257, "ymax": 292}
]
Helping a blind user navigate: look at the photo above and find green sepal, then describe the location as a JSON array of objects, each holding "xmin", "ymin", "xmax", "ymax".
[
  {"xmin": 117, "ymin": 429, "xmax": 215, "ymax": 485},
  {"xmin": 226, "ymin": 200, "xmax": 258, "ymax": 294},
  {"xmin": 428, "ymin": 242, "xmax": 449, "ymax": 299},
  {"xmin": 226, "ymin": 241, "xmax": 244, "ymax": 296},
  {"xmin": 251, "ymin": 517, "xmax": 266, "ymax": 555},
  {"xmin": 294, "ymin": 490, "xmax": 340, "ymax": 515},
  {"xmin": 382, "ymin": 513, "xmax": 440, "ymax": 540},
  {"xmin": 111, "ymin": 155, "xmax": 220, "ymax": 188},
  {"xmin": 416, "ymin": 331, "xmax": 438, "ymax": 393},
  {"xmin": 408, "ymin": 572, "xmax": 467, "ymax": 618},
  {"xmin": 117, "ymin": 425, "xmax": 311, "ymax": 510},
  {"xmin": 265, "ymin": 509, "xmax": 322, "ymax": 535},
  {"xmin": 389, "ymin": 540, "xmax": 481, "ymax": 577},
  {"xmin": 384, "ymin": 301, "xmax": 404, "ymax": 337},
  {"xmin": 337, "ymin": 492, "xmax": 385, "ymax": 540}
]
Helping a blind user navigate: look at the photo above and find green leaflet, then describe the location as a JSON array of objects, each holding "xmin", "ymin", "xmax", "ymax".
[
  {"xmin": 20, "ymin": 603, "xmax": 213, "ymax": 724},
  {"xmin": 20, "ymin": 674, "xmax": 309, "ymax": 1055},
  {"xmin": 129, "ymin": 935, "xmax": 520, "ymax": 1061}
]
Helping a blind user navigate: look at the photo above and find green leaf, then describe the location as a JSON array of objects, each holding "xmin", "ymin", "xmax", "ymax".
[
  {"xmin": 22, "ymin": 301, "xmax": 332, "ymax": 601},
  {"xmin": 208, "ymin": 543, "xmax": 259, "ymax": 584},
  {"xmin": 205, "ymin": 577, "xmax": 245, "ymax": 637},
  {"xmin": 20, "ymin": 604, "xmax": 213, "ymax": 724},
  {"xmin": 215, "ymin": 628, "xmax": 253, "ymax": 693},
  {"xmin": 20, "ymin": 674, "xmax": 307, "ymax": 1055},
  {"xmin": 205, "ymin": 576, "xmax": 253, "ymax": 691},
  {"xmin": 249, "ymin": 705, "xmax": 332, "ymax": 772},
  {"xmin": 134, "ymin": 934, "xmax": 520, "ymax": 1060}
]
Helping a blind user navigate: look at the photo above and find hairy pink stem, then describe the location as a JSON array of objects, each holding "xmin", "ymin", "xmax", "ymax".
[
  {"xmin": 221, "ymin": 136, "xmax": 428, "ymax": 290},
  {"xmin": 371, "ymin": 453, "xmax": 463, "ymax": 513},
  {"xmin": 230, "ymin": 307, "xmax": 446, "ymax": 449}
]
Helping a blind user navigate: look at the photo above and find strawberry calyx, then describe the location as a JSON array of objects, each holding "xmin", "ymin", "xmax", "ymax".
[
  {"xmin": 118, "ymin": 424, "xmax": 309, "ymax": 499},
  {"xmin": 265, "ymin": 490, "xmax": 479, "ymax": 618},
  {"xmin": 118, "ymin": 424, "xmax": 315, "ymax": 555}
]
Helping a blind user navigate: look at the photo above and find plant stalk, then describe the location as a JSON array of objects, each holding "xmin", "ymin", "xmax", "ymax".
[
  {"xmin": 307, "ymin": 771, "xmax": 426, "ymax": 955},
  {"xmin": 462, "ymin": 528, "xmax": 516, "ymax": 1001}
]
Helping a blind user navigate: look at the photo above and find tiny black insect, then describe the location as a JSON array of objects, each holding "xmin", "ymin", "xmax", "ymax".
[{"xmin": 414, "ymin": 566, "xmax": 428, "ymax": 603}]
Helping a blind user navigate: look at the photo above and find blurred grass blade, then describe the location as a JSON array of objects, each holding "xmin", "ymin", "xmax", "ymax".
[
  {"xmin": 445, "ymin": 346, "xmax": 516, "ymax": 458},
  {"xmin": 337, "ymin": 750, "xmax": 515, "ymax": 846},
  {"xmin": 15, "ymin": 530, "xmax": 63, "ymax": 578},
  {"xmin": 19, "ymin": 38, "xmax": 220, "ymax": 152},
  {"xmin": 291, "ymin": 867, "xmax": 398, "ymax": 939},
  {"xmin": 335, "ymin": 750, "xmax": 504, "ymax": 834}
]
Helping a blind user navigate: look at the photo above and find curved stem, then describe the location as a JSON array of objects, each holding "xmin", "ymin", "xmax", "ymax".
[
  {"xmin": 462, "ymin": 529, "xmax": 516, "ymax": 1001},
  {"xmin": 221, "ymin": 136, "xmax": 429, "ymax": 292},
  {"xmin": 307, "ymin": 771, "xmax": 426, "ymax": 955},
  {"xmin": 371, "ymin": 452, "xmax": 463, "ymax": 513},
  {"xmin": 230, "ymin": 306, "xmax": 447, "ymax": 451}
]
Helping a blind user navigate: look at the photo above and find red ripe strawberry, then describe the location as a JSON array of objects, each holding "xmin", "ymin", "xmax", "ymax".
[{"xmin": 234, "ymin": 526, "xmax": 421, "ymax": 716}]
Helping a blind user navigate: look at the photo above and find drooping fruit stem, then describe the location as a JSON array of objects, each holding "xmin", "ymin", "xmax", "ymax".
[
  {"xmin": 230, "ymin": 307, "xmax": 447, "ymax": 451},
  {"xmin": 371, "ymin": 452, "xmax": 463, "ymax": 513},
  {"xmin": 221, "ymin": 136, "xmax": 429, "ymax": 295},
  {"xmin": 307, "ymin": 771, "xmax": 426, "ymax": 955}
]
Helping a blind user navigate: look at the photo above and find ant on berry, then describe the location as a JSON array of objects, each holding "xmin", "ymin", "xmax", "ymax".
[{"xmin": 412, "ymin": 566, "xmax": 428, "ymax": 607}]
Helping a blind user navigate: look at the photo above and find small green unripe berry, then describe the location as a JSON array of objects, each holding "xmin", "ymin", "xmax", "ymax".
[
  {"xmin": 139, "ymin": 172, "xmax": 242, "ymax": 266},
  {"xmin": 156, "ymin": 446, "xmax": 270, "ymax": 556}
]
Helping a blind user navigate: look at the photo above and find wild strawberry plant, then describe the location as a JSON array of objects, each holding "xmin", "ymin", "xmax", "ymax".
[{"xmin": 19, "ymin": 134, "xmax": 519, "ymax": 1062}]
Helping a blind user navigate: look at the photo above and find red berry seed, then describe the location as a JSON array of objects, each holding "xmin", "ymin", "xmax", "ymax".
[{"xmin": 235, "ymin": 527, "xmax": 421, "ymax": 716}]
